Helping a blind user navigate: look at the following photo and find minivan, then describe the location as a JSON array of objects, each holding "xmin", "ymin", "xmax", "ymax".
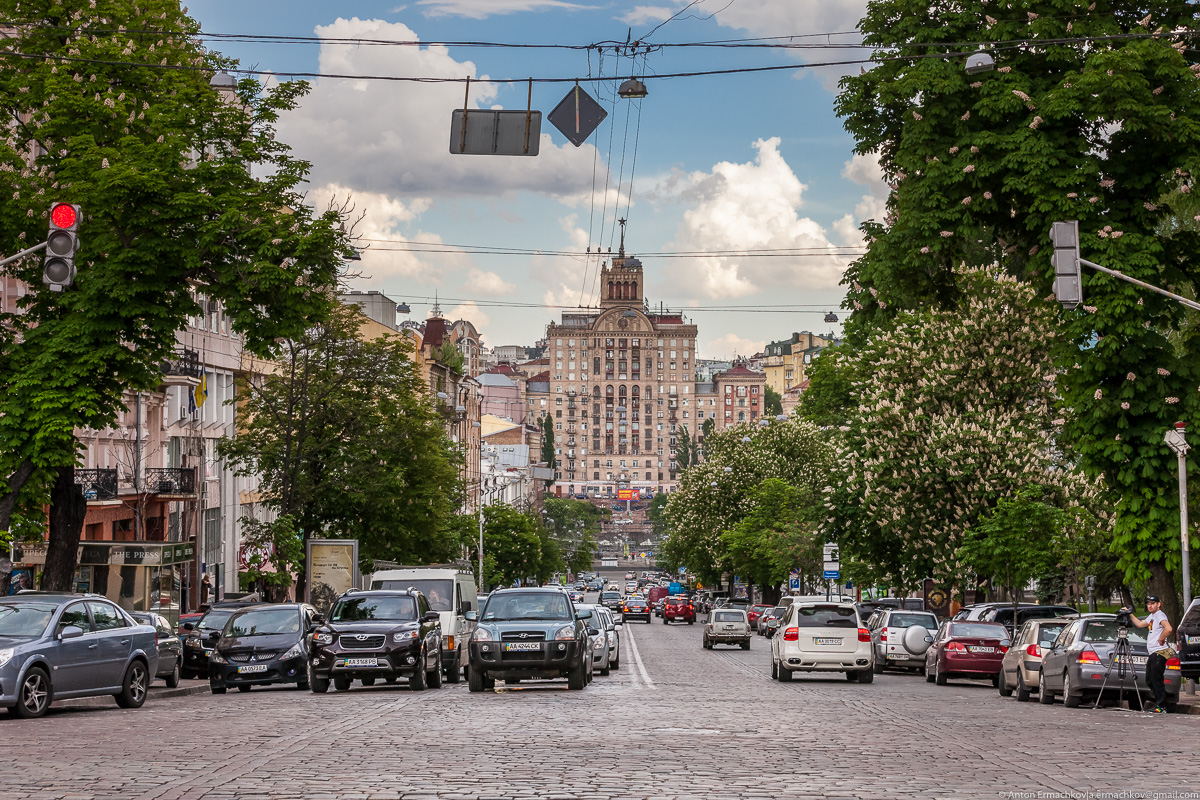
[{"xmin": 370, "ymin": 567, "xmax": 477, "ymax": 683}]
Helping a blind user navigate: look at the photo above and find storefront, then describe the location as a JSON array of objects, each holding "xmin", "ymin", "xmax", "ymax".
[{"xmin": 12, "ymin": 542, "xmax": 195, "ymax": 626}]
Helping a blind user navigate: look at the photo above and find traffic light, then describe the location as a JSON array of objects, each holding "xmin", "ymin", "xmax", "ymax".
[
  {"xmin": 1049, "ymin": 220, "xmax": 1082, "ymax": 309},
  {"xmin": 43, "ymin": 202, "xmax": 80, "ymax": 292}
]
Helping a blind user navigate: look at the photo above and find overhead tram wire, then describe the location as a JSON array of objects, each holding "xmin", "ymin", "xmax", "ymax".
[
  {"xmin": 380, "ymin": 294, "xmax": 845, "ymax": 313},
  {"xmin": 579, "ymin": 47, "xmax": 601, "ymax": 307},
  {"xmin": 591, "ymin": 47, "xmax": 621, "ymax": 302}
]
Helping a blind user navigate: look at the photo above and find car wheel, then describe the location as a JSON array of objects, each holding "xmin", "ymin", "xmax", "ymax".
[
  {"xmin": 116, "ymin": 660, "xmax": 150, "ymax": 709},
  {"xmin": 334, "ymin": 676, "xmax": 353, "ymax": 692},
  {"xmin": 445, "ymin": 651, "xmax": 461, "ymax": 683},
  {"xmin": 360, "ymin": 677, "xmax": 376, "ymax": 687},
  {"xmin": 611, "ymin": 655, "xmax": 620, "ymax": 670},
  {"xmin": 410, "ymin": 656, "xmax": 427, "ymax": 691},
  {"xmin": 778, "ymin": 665, "xmax": 793, "ymax": 682},
  {"xmin": 428, "ymin": 651, "xmax": 443, "ymax": 689},
  {"xmin": 742, "ymin": 641, "xmax": 750, "ymax": 651},
  {"xmin": 309, "ymin": 666, "xmax": 329, "ymax": 694},
  {"xmin": 934, "ymin": 661, "xmax": 947, "ymax": 686},
  {"xmin": 567, "ymin": 658, "xmax": 587, "ymax": 690},
  {"xmin": 998, "ymin": 669, "xmax": 1013, "ymax": 698},
  {"xmin": 211, "ymin": 684, "xmax": 227, "ymax": 695},
  {"xmin": 857, "ymin": 669, "xmax": 874, "ymax": 684},
  {"xmin": 1038, "ymin": 670, "xmax": 1055, "ymax": 704},
  {"xmin": 468, "ymin": 666, "xmax": 486, "ymax": 693},
  {"xmin": 770, "ymin": 658, "xmax": 778, "ymax": 680},
  {"xmin": 237, "ymin": 685, "xmax": 252, "ymax": 693},
  {"xmin": 165, "ymin": 659, "xmax": 181, "ymax": 689},
  {"xmin": 845, "ymin": 671, "xmax": 857, "ymax": 681},
  {"xmin": 662, "ymin": 618, "xmax": 668, "ymax": 625},
  {"xmin": 873, "ymin": 659, "xmax": 885, "ymax": 675},
  {"xmin": 12, "ymin": 667, "xmax": 51, "ymax": 719},
  {"xmin": 600, "ymin": 667, "xmax": 610, "ymax": 676},
  {"xmin": 1062, "ymin": 671, "xmax": 1080, "ymax": 708},
  {"xmin": 688, "ymin": 620, "xmax": 694, "ymax": 625},
  {"xmin": 1015, "ymin": 672, "xmax": 1031, "ymax": 702},
  {"xmin": 925, "ymin": 662, "xmax": 935, "ymax": 683}
]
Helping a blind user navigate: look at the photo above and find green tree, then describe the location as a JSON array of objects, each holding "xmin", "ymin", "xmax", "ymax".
[
  {"xmin": 837, "ymin": 0, "xmax": 1200, "ymax": 620},
  {"xmin": 540, "ymin": 414, "xmax": 556, "ymax": 477},
  {"xmin": 676, "ymin": 425, "xmax": 695, "ymax": 470},
  {"xmin": 763, "ymin": 385, "xmax": 784, "ymax": 416},
  {"xmin": 0, "ymin": 0, "xmax": 348, "ymax": 588},
  {"xmin": 437, "ymin": 340, "xmax": 465, "ymax": 374},
  {"xmin": 543, "ymin": 497, "xmax": 603, "ymax": 575},
  {"xmin": 473, "ymin": 505, "xmax": 543, "ymax": 590},
  {"xmin": 219, "ymin": 303, "xmax": 462, "ymax": 585},
  {"xmin": 797, "ymin": 346, "xmax": 857, "ymax": 428},
  {"xmin": 719, "ymin": 479, "xmax": 823, "ymax": 603}
]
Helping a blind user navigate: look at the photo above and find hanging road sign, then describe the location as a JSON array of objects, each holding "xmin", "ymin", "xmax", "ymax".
[
  {"xmin": 548, "ymin": 84, "xmax": 607, "ymax": 147},
  {"xmin": 450, "ymin": 110, "xmax": 542, "ymax": 156}
]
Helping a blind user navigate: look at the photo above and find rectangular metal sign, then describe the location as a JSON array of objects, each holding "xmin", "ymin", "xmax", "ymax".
[{"xmin": 450, "ymin": 110, "xmax": 541, "ymax": 156}]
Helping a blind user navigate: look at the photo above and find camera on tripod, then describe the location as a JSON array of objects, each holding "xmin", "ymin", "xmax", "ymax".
[{"xmin": 1115, "ymin": 606, "xmax": 1134, "ymax": 635}]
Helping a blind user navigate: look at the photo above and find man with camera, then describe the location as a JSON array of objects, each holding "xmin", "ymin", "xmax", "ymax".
[{"xmin": 1128, "ymin": 595, "xmax": 1174, "ymax": 713}]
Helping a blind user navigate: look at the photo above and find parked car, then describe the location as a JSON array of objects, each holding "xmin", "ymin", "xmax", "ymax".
[
  {"xmin": 129, "ymin": 611, "xmax": 183, "ymax": 688},
  {"xmin": 0, "ymin": 593, "xmax": 158, "ymax": 718},
  {"xmin": 663, "ymin": 596, "xmax": 695, "ymax": 625},
  {"xmin": 1177, "ymin": 599, "xmax": 1200, "ymax": 681},
  {"xmin": 924, "ymin": 620, "xmax": 1009, "ymax": 686},
  {"xmin": 180, "ymin": 600, "xmax": 265, "ymax": 679},
  {"xmin": 1037, "ymin": 614, "xmax": 1181, "ymax": 710},
  {"xmin": 866, "ymin": 609, "xmax": 938, "ymax": 673},
  {"xmin": 748, "ymin": 604, "xmax": 772, "ymax": 631},
  {"xmin": 370, "ymin": 567, "xmax": 478, "ymax": 683},
  {"xmin": 978, "ymin": 604, "xmax": 1078, "ymax": 638},
  {"xmin": 579, "ymin": 605, "xmax": 612, "ymax": 677},
  {"xmin": 601, "ymin": 607, "xmax": 620, "ymax": 670},
  {"xmin": 952, "ymin": 602, "xmax": 1034, "ymax": 622},
  {"xmin": 770, "ymin": 602, "xmax": 873, "ymax": 683},
  {"xmin": 309, "ymin": 589, "xmax": 444, "ymax": 693},
  {"xmin": 466, "ymin": 587, "xmax": 592, "ymax": 691},
  {"xmin": 759, "ymin": 606, "xmax": 787, "ymax": 638},
  {"xmin": 997, "ymin": 617, "xmax": 1073, "ymax": 701},
  {"xmin": 622, "ymin": 598, "xmax": 652, "ymax": 623},
  {"xmin": 703, "ymin": 608, "xmax": 752, "ymax": 650},
  {"xmin": 208, "ymin": 603, "xmax": 317, "ymax": 694}
]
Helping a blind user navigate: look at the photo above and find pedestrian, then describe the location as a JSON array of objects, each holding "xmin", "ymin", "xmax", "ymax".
[
  {"xmin": 1129, "ymin": 595, "xmax": 1175, "ymax": 713},
  {"xmin": 200, "ymin": 573, "xmax": 212, "ymax": 605}
]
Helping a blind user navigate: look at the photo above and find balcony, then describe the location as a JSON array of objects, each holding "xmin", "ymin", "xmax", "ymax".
[
  {"xmin": 159, "ymin": 347, "xmax": 202, "ymax": 386},
  {"xmin": 75, "ymin": 468, "xmax": 118, "ymax": 502},
  {"xmin": 146, "ymin": 467, "xmax": 197, "ymax": 497}
]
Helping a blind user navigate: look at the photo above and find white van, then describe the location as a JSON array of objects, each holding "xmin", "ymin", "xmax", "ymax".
[{"xmin": 370, "ymin": 567, "xmax": 478, "ymax": 683}]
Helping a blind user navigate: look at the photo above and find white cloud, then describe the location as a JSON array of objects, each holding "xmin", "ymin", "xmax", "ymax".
[
  {"xmin": 649, "ymin": 137, "xmax": 849, "ymax": 299},
  {"xmin": 703, "ymin": 333, "xmax": 765, "ymax": 360},
  {"xmin": 279, "ymin": 18, "xmax": 602, "ymax": 201},
  {"xmin": 417, "ymin": 0, "xmax": 592, "ymax": 18},
  {"xmin": 833, "ymin": 151, "xmax": 889, "ymax": 246},
  {"xmin": 465, "ymin": 267, "xmax": 517, "ymax": 295},
  {"xmin": 619, "ymin": 5, "xmax": 676, "ymax": 25},
  {"xmin": 447, "ymin": 300, "xmax": 491, "ymax": 335}
]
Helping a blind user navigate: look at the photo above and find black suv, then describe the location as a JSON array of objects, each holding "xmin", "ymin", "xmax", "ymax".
[
  {"xmin": 308, "ymin": 589, "xmax": 443, "ymax": 692},
  {"xmin": 466, "ymin": 587, "xmax": 592, "ymax": 692}
]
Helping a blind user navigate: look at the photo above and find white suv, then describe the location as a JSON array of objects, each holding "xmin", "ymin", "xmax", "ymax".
[{"xmin": 770, "ymin": 601, "xmax": 874, "ymax": 683}]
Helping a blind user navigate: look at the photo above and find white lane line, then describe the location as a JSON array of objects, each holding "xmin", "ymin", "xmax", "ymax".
[{"xmin": 623, "ymin": 622, "xmax": 656, "ymax": 689}]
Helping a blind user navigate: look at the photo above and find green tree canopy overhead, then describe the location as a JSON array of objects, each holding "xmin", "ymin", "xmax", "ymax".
[
  {"xmin": 719, "ymin": 478, "xmax": 823, "ymax": 600},
  {"xmin": 0, "ymin": 0, "xmax": 349, "ymax": 587},
  {"xmin": 836, "ymin": 0, "xmax": 1200, "ymax": 617}
]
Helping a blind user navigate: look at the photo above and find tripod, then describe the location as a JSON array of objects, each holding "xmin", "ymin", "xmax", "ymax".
[{"xmin": 1092, "ymin": 625, "xmax": 1146, "ymax": 711}]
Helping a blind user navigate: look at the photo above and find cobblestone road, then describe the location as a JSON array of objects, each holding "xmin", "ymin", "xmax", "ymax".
[{"xmin": 7, "ymin": 607, "xmax": 1197, "ymax": 799}]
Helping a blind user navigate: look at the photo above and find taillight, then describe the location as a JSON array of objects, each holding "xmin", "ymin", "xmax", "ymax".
[
  {"xmin": 946, "ymin": 641, "xmax": 966, "ymax": 652},
  {"xmin": 783, "ymin": 627, "xmax": 799, "ymax": 641},
  {"xmin": 858, "ymin": 627, "xmax": 870, "ymax": 642},
  {"xmin": 1026, "ymin": 644, "xmax": 1041, "ymax": 658},
  {"xmin": 999, "ymin": 644, "xmax": 1009, "ymax": 654},
  {"xmin": 1078, "ymin": 648, "xmax": 1101, "ymax": 664},
  {"xmin": 881, "ymin": 627, "xmax": 888, "ymax": 641},
  {"xmin": 688, "ymin": 605, "xmax": 693, "ymax": 611},
  {"xmin": 1167, "ymin": 657, "xmax": 1181, "ymax": 670}
]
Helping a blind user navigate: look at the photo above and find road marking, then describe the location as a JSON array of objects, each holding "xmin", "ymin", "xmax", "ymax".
[{"xmin": 623, "ymin": 622, "xmax": 656, "ymax": 689}]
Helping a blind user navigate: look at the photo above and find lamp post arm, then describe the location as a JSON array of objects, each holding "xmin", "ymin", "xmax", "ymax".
[
  {"xmin": 1079, "ymin": 258, "xmax": 1200, "ymax": 313},
  {"xmin": 0, "ymin": 240, "xmax": 48, "ymax": 269}
]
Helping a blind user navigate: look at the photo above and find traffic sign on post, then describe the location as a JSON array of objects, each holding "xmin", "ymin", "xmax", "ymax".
[{"xmin": 822, "ymin": 543, "xmax": 840, "ymax": 581}]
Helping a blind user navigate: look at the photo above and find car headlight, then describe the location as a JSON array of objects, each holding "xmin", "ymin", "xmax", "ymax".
[
  {"xmin": 554, "ymin": 625, "xmax": 576, "ymax": 641},
  {"xmin": 312, "ymin": 631, "xmax": 334, "ymax": 646},
  {"xmin": 472, "ymin": 627, "xmax": 493, "ymax": 642},
  {"xmin": 209, "ymin": 651, "xmax": 227, "ymax": 664},
  {"xmin": 392, "ymin": 630, "xmax": 419, "ymax": 643},
  {"xmin": 186, "ymin": 637, "xmax": 201, "ymax": 647},
  {"xmin": 281, "ymin": 642, "xmax": 304, "ymax": 660},
  {"xmin": 593, "ymin": 637, "xmax": 605, "ymax": 651},
  {"xmin": 0, "ymin": 648, "xmax": 13, "ymax": 668}
]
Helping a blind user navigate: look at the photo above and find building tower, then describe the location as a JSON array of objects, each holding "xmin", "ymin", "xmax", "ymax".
[{"xmin": 600, "ymin": 219, "xmax": 643, "ymax": 307}]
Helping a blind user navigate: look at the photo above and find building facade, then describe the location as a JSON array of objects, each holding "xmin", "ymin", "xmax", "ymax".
[{"xmin": 762, "ymin": 331, "xmax": 838, "ymax": 395}]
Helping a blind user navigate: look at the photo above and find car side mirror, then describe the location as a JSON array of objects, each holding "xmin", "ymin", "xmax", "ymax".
[
  {"xmin": 464, "ymin": 610, "xmax": 477, "ymax": 622},
  {"xmin": 588, "ymin": 627, "xmax": 600, "ymax": 636},
  {"xmin": 423, "ymin": 610, "xmax": 440, "ymax": 622},
  {"xmin": 208, "ymin": 630, "xmax": 221, "ymax": 641},
  {"xmin": 923, "ymin": 634, "xmax": 934, "ymax": 643},
  {"xmin": 576, "ymin": 608, "xmax": 593, "ymax": 620},
  {"xmin": 58, "ymin": 624, "xmax": 85, "ymax": 640},
  {"xmin": 312, "ymin": 615, "xmax": 324, "ymax": 625},
  {"xmin": 181, "ymin": 622, "xmax": 195, "ymax": 631},
  {"xmin": 462, "ymin": 601, "xmax": 472, "ymax": 613}
]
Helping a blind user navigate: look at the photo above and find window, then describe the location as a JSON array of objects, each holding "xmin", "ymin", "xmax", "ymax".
[
  {"xmin": 58, "ymin": 601, "xmax": 90, "ymax": 631},
  {"xmin": 88, "ymin": 602, "xmax": 126, "ymax": 631}
]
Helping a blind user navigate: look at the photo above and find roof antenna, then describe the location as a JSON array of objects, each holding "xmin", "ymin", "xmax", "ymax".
[
  {"xmin": 618, "ymin": 218, "xmax": 627, "ymax": 257},
  {"xmin": 431, "ymin": 291, "xmax": 442, "ymax": 318}
]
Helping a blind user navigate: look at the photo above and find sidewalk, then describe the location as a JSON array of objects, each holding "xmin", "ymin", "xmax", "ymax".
[{"xmin": 55, "ymin": 679, "xmax": 210, "ymax": 709}]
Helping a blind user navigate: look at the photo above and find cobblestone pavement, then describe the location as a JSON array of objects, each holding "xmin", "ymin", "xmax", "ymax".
[{"xmin": 6, "ymin": 607, "xmax": 1197, "ymax": 799}]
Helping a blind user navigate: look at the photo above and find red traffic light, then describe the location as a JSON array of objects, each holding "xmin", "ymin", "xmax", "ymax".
[{"xmin": 51, "ymin": 203, "xmax": 78, "ymax": 229}]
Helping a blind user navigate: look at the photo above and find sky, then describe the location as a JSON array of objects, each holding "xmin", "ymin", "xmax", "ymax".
[{"xmin": 189, "ymin": 0, "xmax": 887, "ymax": 359}]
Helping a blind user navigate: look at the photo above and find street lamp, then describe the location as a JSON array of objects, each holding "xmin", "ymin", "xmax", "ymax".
[
  {"xmin": 964, "ymin": 51, "xmax": 995, "ymax": 75},
  {"xmin": 1165, "ymin": 422, "xmax": 1191, "ymax": 611}
]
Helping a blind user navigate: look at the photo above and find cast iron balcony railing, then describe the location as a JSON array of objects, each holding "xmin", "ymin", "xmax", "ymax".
[
  {"xmin": 147, "ymin": 467, "xmax": 197, "ymax": 496},
  {"xmin": 159, "ymin": 347, "xmax": 202, "ymax": 385},
  {"xmin": 75, "ymin": 468, "xmax": 118, "ymax": 501}
]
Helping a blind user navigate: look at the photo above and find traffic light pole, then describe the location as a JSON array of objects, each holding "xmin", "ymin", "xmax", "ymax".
[
  {"xmin": 0, "ymin": 240, "xmax": 47, "ymax": 269},
  {"xmin": 1077, "ymin": 257, "xmax": 1200, "ymax": 313}
]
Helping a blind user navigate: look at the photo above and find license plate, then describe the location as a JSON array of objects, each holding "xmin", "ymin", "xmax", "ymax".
[
  {"xmin": 1115, "ymin": 655, "xmax": 1147, "ymax": 666},
  {"xmin": 968, "ymin": 646, "xmax": 994, "ymax": 653},
  {"xmin": 1188, "ymin": 635, "xmax": 1200, "ymax": 645},
  {"xmin": 343, "ymin": 657, "xmax": 378, "ymax": 668},
  {"xmin": 721, "ymin": 625, "xmax": 735, "ymax": 630},
  {"xmin": 886, "ymin": 653, "xmax": 911, "ymax": 660},
  {"xmin": 237, "ymin": 664, "xmax": 268, "ymax": 674},
  {"xmin": 503, "ymin": 642, "xmax": 542, "ymax": 652},
  {"xmin": 814, "ymin": 638, "xmax": 843, "ymax": 646}
]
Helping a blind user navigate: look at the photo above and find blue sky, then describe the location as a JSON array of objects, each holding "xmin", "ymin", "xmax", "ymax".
[{"xmin": 190, "ymin": 0, "xmax": 884, "ymax": 357}]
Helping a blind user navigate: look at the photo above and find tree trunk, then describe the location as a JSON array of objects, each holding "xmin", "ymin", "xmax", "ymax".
[
  {"xmin": 762, "ymin": 583, "xmax": 781, "ymax": 605},
  {"xmin": 41, "ymin": 466, "xmax": 86, "ymax": 591},
  {"xmin": 1148, "ymin": 559, "xmax": 1181, "ymax": 625},
  {"xmin": 0, "ymin": 459, "xmax": 36, "ymax": 534}
]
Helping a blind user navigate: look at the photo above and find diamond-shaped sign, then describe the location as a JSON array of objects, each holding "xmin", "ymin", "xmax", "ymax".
[{"xmin": 548, "ymin": 85, "xmax": 607, "ymax": 147}]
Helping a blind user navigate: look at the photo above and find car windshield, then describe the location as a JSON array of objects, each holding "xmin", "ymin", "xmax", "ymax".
[
  {"xmin": 1036, "ymin": 624, "xmax": 1068, "ymax": 647},
  {"xmin": 198, "ymin": 608, "xmax": 238, "ymax": 631},
  {"xmin": 331, "ymin": 596, "xmax": 417, "ymax": 622},
  {"xmin": 600, "ymin": 592, "xmax": 621, "ymax": 601},
  {"xmin": 949, "ymin": 623, "xmax": 1007, "ymax": 639},
  {"xmin": 1082, "ymin": 620, "xmax": 1148, "ymax": 643},
  {"xmin": 771, "ymin": 606, "xmax": 787, "ymax": 615},
  {"xmin": 714, "ymin": 611, "xmax": 744, "ymax": 622},
  {"xmin": 891, "ymin": 613, "xmax": 938, "ymax": 630},
  {"xmin": 0, "ymin": 602, "xmax": 56, "ymax": 637},
  {"xmin": 794, "ymin": 606, "xmax": 857, "ymax": 627},
  {"xmin": 226, "ymin": 607, "xmax": 301, "ymax": 637},
  {"xmin": 483, "ymin": 592, "xmax": 573, "ymax": 621},
  {"xmin": 373, "ymin": 579, "xmax": 453, "ymax": 612},
  {"xmin": 625, "ymin": 600, "xmax": 647, "ymax": 608}
]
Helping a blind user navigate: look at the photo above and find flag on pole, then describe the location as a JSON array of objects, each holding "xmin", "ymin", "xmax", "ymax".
[{"xmin": 193, "ymin": 367, "xmax": 208, "ymax": 412}]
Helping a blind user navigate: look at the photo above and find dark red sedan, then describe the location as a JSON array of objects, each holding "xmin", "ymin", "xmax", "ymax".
[
  {"xmin": 925, "ymin": 621, "xmax": 1010, "ymax": 686},
  {"xmin": 663, "ymin": 596, "xmax": 695, "ymax": 625},
  {"xmin": 748, "ymin": 604, "xmax": 772, "ymax": 630}
]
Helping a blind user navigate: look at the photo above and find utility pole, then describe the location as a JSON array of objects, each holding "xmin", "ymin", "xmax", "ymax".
[{"xmin": 1164, "ymin": 422, "xmax": 1191, "ymax": 612}]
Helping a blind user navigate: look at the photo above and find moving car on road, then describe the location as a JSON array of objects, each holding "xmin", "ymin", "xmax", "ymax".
[
  {"xmin": 621, "ymin": 598, "xmax": 652, "ymax": 623},
  {"xmin": 704, "ymin": 608, "xmax": 751, "ymax": 650},
  {"xmin": 758, "ymin": 606, "xmax": 786, "ymax": 638},
  {"xmin": 925, "ymin": 621, "xmax": 1009, "ymax": 686},
  {"xmin": 770, "ymin": 602, "xmax": 873, "ymax": 683},
  {"xmin": 997, "ymin": 617, "xmax": 1072, "ymax": 701},
  {"xmin": 663, "ymin": 596, "xmax": 695, "ymax": 625},
  {"xmin": 309, "ymin": 589, "xmax": 444, "ymax": 693},
  {"xmin": 0, "ymin": 593, "xmax": 158, "ymax": 718},
  {"xmin": 466, "ymin": 588, "xmax": 592, "ymax": 691},
  {"xmin": 208, "ymin": 603, "xmax": 317, "ymax": 694},
  {"xmin": 370, "ymin": 567, "xmax": 478, "ymax": 684},
  {"xmin": 748, "ymin": 604, "xmax": 772, "ymax": 631},
  {"xmin": 129, "ymin": 611, "xmax": 183, "ymax": 688}
]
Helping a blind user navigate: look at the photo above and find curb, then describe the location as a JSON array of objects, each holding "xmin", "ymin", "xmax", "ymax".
[{"xmin": 56, "ymin": 681, "xmax": 211, "ymax": 709}]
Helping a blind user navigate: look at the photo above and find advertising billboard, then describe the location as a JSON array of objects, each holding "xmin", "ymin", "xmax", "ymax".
[{"xmin": 617, "ymin": 488, "xmax": 635, "ymax": 500}]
